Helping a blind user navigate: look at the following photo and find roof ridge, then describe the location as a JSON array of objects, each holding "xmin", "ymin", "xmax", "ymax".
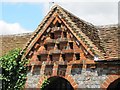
[
  {"xmin": 58, "ymin": 5, "xmax": 94, "ymax": 27},
  {"xmin": 21, "ymin": 5, "xmax": 59, "ymax": 53},
  {"xmin": 57, "ymin": 6, "xmax": 105, "ymax": 59},
  {"xmin": 96, "ymin": 24, "xmax": 118, "ymax": 28}
]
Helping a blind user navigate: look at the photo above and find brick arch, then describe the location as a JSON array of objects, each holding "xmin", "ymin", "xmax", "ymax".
[
  {"xmin": 37, "ymin": 75, "xmax": 78, "ymax": 89},
  {"xmin": 65, "ymin": 75, "xmax": 78, "ymax": 89},
  {"xmin": 101, "ymin": 75, "xmax": 120, "ymax": 89}
]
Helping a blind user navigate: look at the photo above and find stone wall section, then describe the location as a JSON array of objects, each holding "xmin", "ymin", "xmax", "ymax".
[
  {"xmin": 25, "ymin": 64, "xmax": 120, "ymax": 89},
  {"xmin": 71, "ymin": 66, "xmax": 120, "ymax": 88},
  {"xmin": 26, "ymin": 72, "xmax": 40, "ymax": 88}
]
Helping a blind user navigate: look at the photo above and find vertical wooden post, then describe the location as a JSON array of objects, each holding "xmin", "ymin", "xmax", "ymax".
[
  {"xmin": 40, "ymin": 62, "xmax": 46, "ymax": 75},
  {"xmin": 31, "ymin": 65, "xmax": 34, "ymax": 74},
  {"xmin": 52, "ymin": 63, "xmax": 58, "ymax": 76},
  {"xmin": 81, "ymin": 53, "xmax": 86, "ymax": 69},
  {"xmin": 65, "ymin": 64, "xmax": 72, "ymax": 76}
]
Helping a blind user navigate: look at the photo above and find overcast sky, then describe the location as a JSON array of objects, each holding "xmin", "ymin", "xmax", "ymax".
[{"xmin": 0, "ymin": 0, "xmax": 119, "ymax": 35}]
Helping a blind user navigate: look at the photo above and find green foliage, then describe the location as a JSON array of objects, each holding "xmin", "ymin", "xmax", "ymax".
[
  {"xmin": 0, "ymin": 48, "xmax": 28, "ymax": 90},
  {"xmin": 41, "ymin": 79, "xmax": 50, "ymax": 90}
]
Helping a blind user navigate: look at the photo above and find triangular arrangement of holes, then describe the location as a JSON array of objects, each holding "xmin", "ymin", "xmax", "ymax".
[
  {"xmin": 22, "ymin": 5, "xmax": 105, "ymax": 66},
  {"xmin": 21, "ymin": 4, "xmax": 119, "ymax": 89}
]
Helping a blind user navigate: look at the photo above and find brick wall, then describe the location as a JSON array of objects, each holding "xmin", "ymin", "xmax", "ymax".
[
  {"xmin": 1, "ymin": 24, "xmax": 118, "ymax": 58},
  {"xmin": 1, "ymin": 24, "xmax": 119, "ymax": 89}
]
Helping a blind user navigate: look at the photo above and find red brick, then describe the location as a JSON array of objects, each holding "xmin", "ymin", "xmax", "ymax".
[
  {"xmin": 106, "ymin": 78, "xmax": 112, "ymax": 84},
  {"xmin": 102, "ymin": 81, "xmax": 109, "ymax": 88},
  {"xmin": 109, "ymin": 76, "xmax": 114, "ymax": 81},
  {"xmin": 72, "ymin": 81, "xmax": 77, "ymax": 86}
]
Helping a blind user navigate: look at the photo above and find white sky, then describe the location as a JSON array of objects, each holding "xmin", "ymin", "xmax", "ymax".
[
  {"xmin": 44, "ymin": 2, "xmax": 118, "ymax": 25},
  {"xmin": 0, "ymin": 0, "xmax": 119, "ymax": 35},
  {"xmin": 1, "ymin": 0, "xmax": 120, "ymax": 2}
]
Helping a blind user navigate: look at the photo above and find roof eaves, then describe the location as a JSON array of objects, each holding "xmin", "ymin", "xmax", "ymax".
[{"xmin": 21, "ymin": 5, "xmax": 59, "ymax": 59}]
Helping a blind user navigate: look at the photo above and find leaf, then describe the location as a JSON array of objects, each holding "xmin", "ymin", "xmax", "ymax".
[{"xmin": 0, "ymin": 48, "xmax": 28, "ymax": 90}]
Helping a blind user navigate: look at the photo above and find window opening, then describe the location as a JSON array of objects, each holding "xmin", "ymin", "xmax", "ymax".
[
  {"xmin": 75, "ymin": 53, "xmax": 80, "ymax": 60},
  {"xmin": 57, "ymin": 44, "xmax": 60, "ymax": 49},
  {"xmin": 63, "ymin": 32, "xmax": 67, "ymax": 38},
  {"xmin": 37, "ymin": 55, "xmax": 41, "ymax": 61},
  {"xmin": 49, "ymin": 55, "xmax": 53, "ymax": 61},
  {"xmin": 44, "ymin": 45, "xmax": 47, "ymax": 50},
  {"xmin": 69, "ymin": 42, "xmax": 73, "ymax": 49},
  {"xmin": 50, "ymin": 33, "xmax": 54, "ymax": 39},
  {"xmin": 56, "ymin": 21, "xmax": 61, "ymax": 27},
  {"xmin": 62, "ymin": 54, "xmax": 65, "ymax": 61}
]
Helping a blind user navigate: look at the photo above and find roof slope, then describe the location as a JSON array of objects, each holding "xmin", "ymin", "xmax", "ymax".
[
  {"xmin": 0, "ymin": 33, "xmax": 32, "ymax": 56},
  {"xmin": 61, "ymin": 8, "xmax": 103, "ymax": 52},
  {"xmin": 58, "ymin": 6, "xmax": 106, "ymax": 58},
  {"xmin": 97, "ymin": 25, "xmax": 119, "ymax": 60},
  {"xmin": 22, "ymin": 5, "xmax": 119, "ymax": 60}
]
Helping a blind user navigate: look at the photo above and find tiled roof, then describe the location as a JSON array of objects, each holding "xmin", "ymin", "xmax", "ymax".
[
  {"xmin": 0, "ymin": 33, "xmax": 32, "ymax": 56},
  {"xmin": 57, "ymin": 5, "xmax": 106, "ymax": 59},
  {"xmin": 97, "ymin": 25, "xmax": 119, "ymax": 60},
  {"xmin": 22, "ymin": 5, "xmax": 119, "ymax": 61}
]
